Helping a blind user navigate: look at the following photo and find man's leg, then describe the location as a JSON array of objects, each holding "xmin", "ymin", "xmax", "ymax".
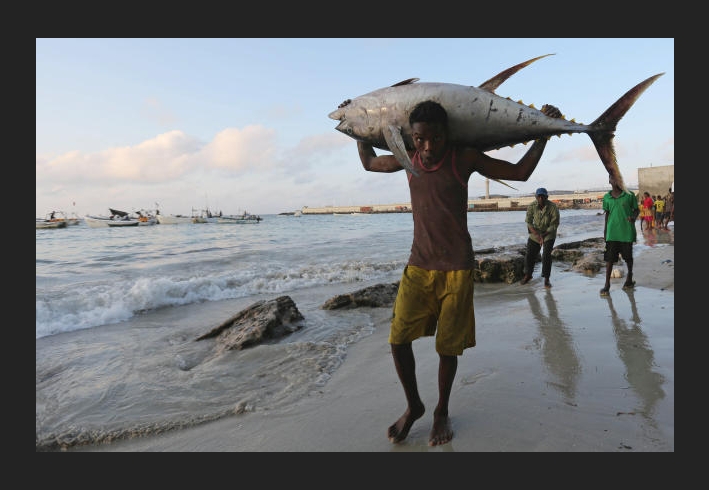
[
  {"xmin": 600, "ymin": 261, "xmax": 612, "ymax": 295},
  {"xmin": 388, "ymin": 343, "xmax": 425, "ymax": 443},
  {"xmin": 429, "ymin": 354, "xmax": 457, "ymax": 446},
  {"xmin": 541, "ymin": 239, "xmax": 555, "ymax": 287},
  {"xmin": 622, "ymin": 244, "xmax": 635, "ymax": 289},
  {"xmin": 521, "ymin": 239, "xmax": 540, "ymax": 283}
]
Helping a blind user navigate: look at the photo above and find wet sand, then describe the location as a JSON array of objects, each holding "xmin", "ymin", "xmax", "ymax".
[{"xmin": 68, "ymin": 241, "xmax": 674, "ymax": 452}]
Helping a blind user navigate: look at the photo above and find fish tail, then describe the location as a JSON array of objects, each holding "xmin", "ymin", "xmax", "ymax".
[{"xmin": 588, "ymin": 73, "xmax": 664, "ymax": 191}]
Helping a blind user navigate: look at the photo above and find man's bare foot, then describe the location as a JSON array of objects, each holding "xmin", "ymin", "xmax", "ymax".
[
  {"xmin": 428, "ymin": 412, "xmax": 453, "ymax": 446},
  {"xmin": 388, "ymin": 404, "xmax": 425, "ymax": 443}
]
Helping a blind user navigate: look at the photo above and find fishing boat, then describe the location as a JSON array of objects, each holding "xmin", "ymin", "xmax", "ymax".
[
  {"xmin": 135, "ymin": 209, "xmax": 158, "ymax": 226},
  {"xmin": 192, "ymin": 207, "xmax": 220, "ymax": 223},
  {"xmin": 85, "ymin": 208, "xmax": 140, "ymax": 227},
  {"xmin": 156, "ymin": 214, "xmax": 194, "ymax": 225},
  {"xmin": 36, "ymin": 217, "xmax": 67, "ymax": 229},
  {"xmin": 38, "ymin": 210, "xmax": 80, "ymax": 227},
  {"xmin": 215, "ymin": 211, "xmax": 262, "ymax": 224},
  {"xmin": 106, "ymin": 218, "xmax": 139, "ymax": 227}
]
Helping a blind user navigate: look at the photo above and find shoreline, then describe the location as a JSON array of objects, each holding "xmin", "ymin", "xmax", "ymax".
[{"xmin": 64, "ymin": 241, "xmax": 673, "ymax": 452}]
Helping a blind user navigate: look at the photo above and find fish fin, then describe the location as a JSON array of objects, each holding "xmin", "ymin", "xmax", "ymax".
[
  {"xmin": 391, "ymin": 78, "xmax": 419, "ymax": 87},
  {"xmin": 491, "ymin": 178, "xmax": 517, "ymax": 191},
  {"xmin": 588, "ymin": 73, "xmax": 664, "ymax": 192},
  {"xmin": 384, "ymin": 125, "xmax": 419, "ymax": 176},
  {"xmin": 478, "ymin": 54, "xmax": 554, "ymax": 93}
]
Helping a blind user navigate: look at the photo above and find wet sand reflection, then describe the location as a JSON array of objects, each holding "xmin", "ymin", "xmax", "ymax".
[
  {"xmin": 603, "ymin": 289, "xmax": 665, "ymax": 423},
  {"xmin": 526, "ymin": 290, "xmax": 581, "ymax": 403}
]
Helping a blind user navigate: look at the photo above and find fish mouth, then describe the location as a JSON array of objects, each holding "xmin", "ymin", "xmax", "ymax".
[
  {"xmin": 334, "ymin": 120, "xmax": 350, "ymax": 135},
  {"xmin": 328, "ymin": 109, "xmax": 342, "ymax": 120}
]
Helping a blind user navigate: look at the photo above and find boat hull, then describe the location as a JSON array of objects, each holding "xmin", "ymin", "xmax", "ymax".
[
  {"xmin": 156, "ymin": 215, "xmax": 194, "ymax": 225},
  {"xmin": 36, "ymin": 220, "xmax": 67, "ymax": 229}
]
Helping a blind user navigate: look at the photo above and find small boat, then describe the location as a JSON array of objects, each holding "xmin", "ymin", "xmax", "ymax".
[
  {"xmin": 156, "ymin": 214, "xmax": 194, "ymax": 225},
  {"xmin": 85, "ymin": 209, "xmax": 140, "ymax": 227},
  {"xmin": 84, "ymin": 215, "xmax": 113, "ymax": 228},
  {"xmin": 106, "ymin": 218, "xmax": 139, "ymax": 227},
  {"xmin": 38, "ymin": 210, "xmax": 79, "ymax": 227},
  {"xmin": 192, "ymin": 207, "xmax": 220, "ymax": 223},
  {"xmin": 135, "ymin": 209, "xmax": 158, "ymax": 226},
  {"xmin": 36, "ymin": 217, "xmax": 67, "ymax": 229},
  {"xmin": 216, "ymin": 211, "xmax": 263, "ymax": 224},
  {"xmin": 61, "ymin": 210, "xmax": 82, "ymax": 226}
]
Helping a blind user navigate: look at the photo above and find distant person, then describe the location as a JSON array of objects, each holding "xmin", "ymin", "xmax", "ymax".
[
  {"xmin": 600, "ymin": 175, "xmax": 639, "ymax": 296},
  {"xmin": 664, "ymin": 187, "xmax": 674, "ymax": 227},
  {"xmin": 640, "ymin": 192, "xmax": 654, "ymax": 231},
  {"xmin": 653, "ymin": 194, "xmax": 665, "ymax": 230},
  {"xmin": 357, "ymin": 99, "xmax": 563, "ymax": 446},
  {"xmin": 49, "ymin": 211, "xmax": 55, "ymax": 220},
  {"xmin": 520, "ymin": 187, "xmax": 560, "ymax": 288}
]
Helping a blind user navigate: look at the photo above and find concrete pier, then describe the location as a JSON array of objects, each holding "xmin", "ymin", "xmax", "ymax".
[{"xmin": 299, "ymin": 190, "xmax": 610, "ymax": 215}]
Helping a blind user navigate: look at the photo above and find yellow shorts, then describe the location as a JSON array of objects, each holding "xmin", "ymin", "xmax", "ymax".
[{"xmin": 390, "ymin": 265, "xmax": 476, "ymax": 356}]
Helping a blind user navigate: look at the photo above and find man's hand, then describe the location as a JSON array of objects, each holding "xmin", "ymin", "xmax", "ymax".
[{"xmin": 541, "ymin": 104, "xmax": 562, "ymax": 119}]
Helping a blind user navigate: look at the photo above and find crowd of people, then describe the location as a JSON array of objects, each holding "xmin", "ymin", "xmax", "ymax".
[{"xmin": 639, "ymin": 187, "xmax": 674, "ymax": 231}]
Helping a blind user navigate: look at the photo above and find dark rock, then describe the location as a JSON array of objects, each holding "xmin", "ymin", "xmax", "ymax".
[
  {"xmin": 322, "ymin": 237, "xmax": 609, "ymax": 309},
  {"xmin": 196, "ymin": 295, "xmax": 304, "ymax": 351},
  {"xmin": 474, "ymin": 248, "xmax": 526, "ymax": 284},
  {"xmin": 321, "ymin": 282, "xmax": 400, "ymax": 310},
  {"xmin": 551, "ymin": 238, "xmax": 606, "ymax": 274}
]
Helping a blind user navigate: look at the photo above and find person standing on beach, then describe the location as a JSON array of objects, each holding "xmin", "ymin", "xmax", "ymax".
[
  {"xmin": 641, "ymin": 192, "xmax": 654, "ymax": 231},
  {"xmin": 600, "ymin": 174, "xmax": 639, "ymax": 296},
  {"xmin": 654, "ymin": 195, "xmax": 664, "ymax": 229},
  {"xmin": 521, "ymin": 187, "xmax": 560, "ymax": 288},
  {"xmin": 663, "ymin": 187, "xmax": 674, "ymax": 228},
  {"xmin": 357, "ymin": 100, "xmax": 562, "ymax": 446}
]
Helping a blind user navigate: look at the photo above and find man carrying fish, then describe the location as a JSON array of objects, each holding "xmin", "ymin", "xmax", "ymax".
[{"xmin": 356, "ymin": 100, "xmax": 562, "ymax": 446}]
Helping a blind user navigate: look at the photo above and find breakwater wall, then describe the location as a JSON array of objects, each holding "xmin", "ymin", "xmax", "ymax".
[{"xmin": 299, "ymin": 191, "xmax": 606, "ymax": 215}]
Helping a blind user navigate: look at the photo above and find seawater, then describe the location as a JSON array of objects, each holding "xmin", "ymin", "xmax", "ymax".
[{"xmin": 36, "ymin": 210, "xmax": 608, "ymax": 339}]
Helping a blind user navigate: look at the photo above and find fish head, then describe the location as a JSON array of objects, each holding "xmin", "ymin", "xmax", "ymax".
[{"xmin": 328, "ymin": 95, "xmax": 392, "ymax": 147}]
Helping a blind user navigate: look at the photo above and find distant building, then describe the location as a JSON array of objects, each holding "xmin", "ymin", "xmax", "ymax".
[{"xmin": 638, "ymin": 164, "xmax": 674, "ymax": 198}]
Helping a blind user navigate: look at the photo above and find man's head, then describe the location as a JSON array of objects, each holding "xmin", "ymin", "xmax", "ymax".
[
  {"xmin": 609, "ymin": 174, "xmax": 623, "ymax": 191},
  {"xmin": 535, "ymin": 187, "xmax": 548, "ymax": 206},
  {"xmin": 409, "ymin": 101, "xmax": 448, "ymax": 166}
]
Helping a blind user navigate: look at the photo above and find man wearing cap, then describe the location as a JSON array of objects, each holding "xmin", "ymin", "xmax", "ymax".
[{"xmin": 521, "ymin": 187, "xmax": 560, "ymax": 288}]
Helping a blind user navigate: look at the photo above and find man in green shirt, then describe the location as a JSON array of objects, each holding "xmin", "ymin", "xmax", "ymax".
[
  {"xmin": 600, "ymin": 175, "xmax": 639, "ymax": 295},
  {"xmin": 521, "ymin": 187, "xmax": 560, "ymax": 288}
]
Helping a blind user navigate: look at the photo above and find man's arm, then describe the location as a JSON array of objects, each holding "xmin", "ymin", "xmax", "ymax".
[
  {"xmin": 628, "ymin": 194, "xmax": 640, "ymax": 222},
  {"xmin": 549, "ymin": 204, "xmax": 560, "ymax": 233},
  {"xmin": 358, "ymin": 141, "xmax": 408, "ymax": 173},
  {"xmin": 525, "ymin": 206, "xmax": 544, "ymax": 243}
]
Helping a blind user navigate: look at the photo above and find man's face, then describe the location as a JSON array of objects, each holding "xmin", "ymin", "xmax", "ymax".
[
  {"xmin": 411, "ymin": 121, "xmax": 447, "ymax": 166},
  {"xmin": 536, "ymin": 194, "xmax": 547, "ymax": 205}
]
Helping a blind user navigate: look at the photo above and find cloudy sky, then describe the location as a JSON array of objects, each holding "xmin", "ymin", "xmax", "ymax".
[{"xmin": 36, "ymin": 38, "xmax": 673, "ymax": 216}]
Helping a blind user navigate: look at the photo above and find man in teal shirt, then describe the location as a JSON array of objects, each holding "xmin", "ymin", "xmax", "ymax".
[
  {"xmin": 521, "ymin": 187, "xmax": 560, "ymax": 288},
  {"xmin": 600, "ymin": 175, "xmax": 639, "ymax": 295}
]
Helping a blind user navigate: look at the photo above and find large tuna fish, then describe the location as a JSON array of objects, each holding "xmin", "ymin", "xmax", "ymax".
[{"xmin": 328, "ymin": 54, "xmax": 663, "ymax": 190}]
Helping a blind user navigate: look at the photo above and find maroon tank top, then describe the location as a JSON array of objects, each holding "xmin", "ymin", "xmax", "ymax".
[{"xmin": 407, "ymin": 147, "xmax": 475, "ymax": 270}]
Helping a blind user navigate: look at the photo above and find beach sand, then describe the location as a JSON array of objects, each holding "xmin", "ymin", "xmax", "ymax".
[{"xmin": 67, "ymin": 242, "xmax": 674, "ymax": 452}]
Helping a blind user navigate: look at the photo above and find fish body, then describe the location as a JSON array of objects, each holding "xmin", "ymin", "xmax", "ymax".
[{"xmin": 328, "ymin": 55, "xmax": 663, "ymax": 190}]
